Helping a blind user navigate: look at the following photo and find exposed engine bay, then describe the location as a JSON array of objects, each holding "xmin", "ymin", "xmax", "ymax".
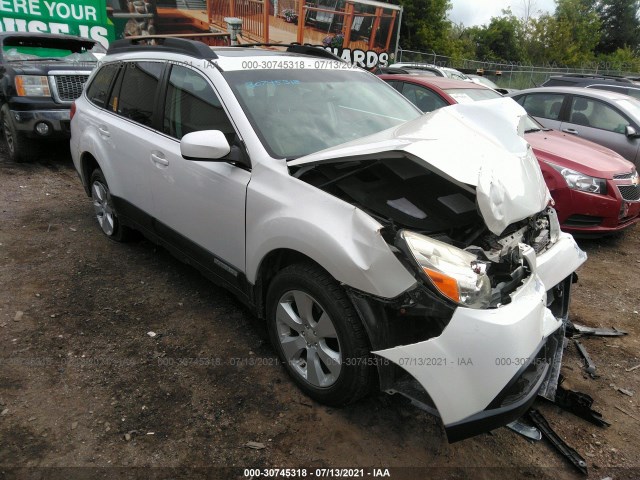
[{"xmin": 293, "ymin": 156, "xmax": 556, "ymax": 309}]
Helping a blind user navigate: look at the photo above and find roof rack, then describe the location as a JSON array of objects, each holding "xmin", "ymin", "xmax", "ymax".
[
  {"xmin": 236, "ymin": 43, "xmax": 343, "ymax": 61},
  {"xmin": 553, "ymin": 73, "xmax": 633, "ymax": 83},
  {"xmin": 107, "ymin": 36, "xmax": 218, "ymax": 60}
]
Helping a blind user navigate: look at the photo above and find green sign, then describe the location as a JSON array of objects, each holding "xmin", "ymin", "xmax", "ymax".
[{"xmin": 0, "ymin": 0, "xmax": 114, "ymax": 48}]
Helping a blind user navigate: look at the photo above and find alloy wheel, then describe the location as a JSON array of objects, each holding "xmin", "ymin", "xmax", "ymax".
[{"xmin": 275, "ymin": 290, "xmax": 342, "ymax": 388}]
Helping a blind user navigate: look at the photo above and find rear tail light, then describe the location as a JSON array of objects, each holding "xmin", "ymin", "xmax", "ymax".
[{"xmin": 70, "ymin": 101, "xmax": 76, "ymax": 121}]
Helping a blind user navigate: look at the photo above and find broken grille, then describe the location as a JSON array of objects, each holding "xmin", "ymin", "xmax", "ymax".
[
  {"xmin": 53, "ymin": 74, "xmax": 89, "ymax": 102},
  {"xmin": 618, "ymin": 184, "xmax": 640, "ymax": 201}
]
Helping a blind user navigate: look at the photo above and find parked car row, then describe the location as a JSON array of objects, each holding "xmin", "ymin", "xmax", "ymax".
[{"xmin": 378, "ymin": 75, "xmax": 640, "ymax": 236}]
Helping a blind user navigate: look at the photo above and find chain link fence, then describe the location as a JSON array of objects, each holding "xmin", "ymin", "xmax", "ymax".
[{"xmin": 395, "ymin": 49, "xmax": 640, "ymax": 90}]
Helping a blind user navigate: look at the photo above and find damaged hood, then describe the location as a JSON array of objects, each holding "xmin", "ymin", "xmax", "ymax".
[{"xmin": 289, "ymin": 98, "xmax": 551, "ymax": 235}]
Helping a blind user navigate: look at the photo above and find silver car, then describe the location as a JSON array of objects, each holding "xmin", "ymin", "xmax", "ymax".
[
  {"xmin": 508, "ymin": 87, "xmax": 640, "ymax": 168},
  {"xmin": 70, "ymin": 38, "xmax": 585, "ymax": 442}
]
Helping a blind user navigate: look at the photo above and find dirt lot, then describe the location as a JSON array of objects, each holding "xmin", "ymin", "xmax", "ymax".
[{"xmin": 1, "ymin": 144, "xmax": 639, "ymax": 480}]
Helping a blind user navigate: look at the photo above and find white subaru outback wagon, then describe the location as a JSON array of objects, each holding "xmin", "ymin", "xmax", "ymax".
[{"xmin": 70, "ymin": 38, "xmax": 586, "ymax": 442}]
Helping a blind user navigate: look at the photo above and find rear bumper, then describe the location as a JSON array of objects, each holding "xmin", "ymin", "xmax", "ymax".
[{"xmin": 9, "ymin": 109, "xmax": 71, "ymax": 138}]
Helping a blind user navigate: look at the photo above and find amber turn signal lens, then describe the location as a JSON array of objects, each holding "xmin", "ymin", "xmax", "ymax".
[{"xmin": 423, "ymin": 267, "xmax": 460, "ymax": 303}]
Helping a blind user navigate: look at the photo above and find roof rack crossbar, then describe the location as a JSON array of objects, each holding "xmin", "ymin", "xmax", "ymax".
[
  {"xmin": 236, "ymin": 43, "xmax": 343, "ymax": 61},
  {"xmin": 556, "ymin": 73, "xmax": 633, "ymax": 83},
  {"xmin": 107, "ymin": 36, "xmax": 218, "ymax": 60}
]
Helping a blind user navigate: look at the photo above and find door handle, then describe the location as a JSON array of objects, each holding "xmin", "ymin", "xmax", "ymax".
[
  {"xmin": 98, "ymin": 126, "xmax": 110, "ymax": 137},
  {"xmin": 562, "ymin": 128, "xmax": 579, "ymax": 135},
  {"xmin": 151, "ymin": 152, "xmax": 169, "ymax": 167}
]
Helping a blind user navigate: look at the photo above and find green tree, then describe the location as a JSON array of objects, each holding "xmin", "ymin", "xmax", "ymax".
[
  {"xmin": 472, "ymin": 9, "xmax": 524, "ymax": 62},
  {"xmin": 523, "ymin": 0, "xmax": 599, "ymax": 66},
  {"xmin": 390, "ymin": 0, "xmax": 453, "ymax": 52},
  {"xmin": 553, "ymin": 0, "xmax": 601, "ymax": 64},
  {"xmin": 596, "ymin": 0, "xmax": 640, "ymax": 54}
]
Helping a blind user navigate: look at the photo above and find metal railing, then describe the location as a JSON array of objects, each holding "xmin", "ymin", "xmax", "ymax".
[{"xmin": 209, "ymin": 0, "xmax": 268, "ymax": 41}]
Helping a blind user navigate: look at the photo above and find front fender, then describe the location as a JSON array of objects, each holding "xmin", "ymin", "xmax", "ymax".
[{"xmin": 245, "ymin": 163, "xmax": 417, "ymax": 299}]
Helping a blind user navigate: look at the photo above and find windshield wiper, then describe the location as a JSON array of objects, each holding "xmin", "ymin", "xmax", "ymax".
[{"xmin": 525, "ymin": 128, "xmax": 541, "ymax": 133}]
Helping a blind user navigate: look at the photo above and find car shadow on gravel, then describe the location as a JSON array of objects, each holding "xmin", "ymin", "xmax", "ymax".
[{"xmin": 0, "ymin": 140, "xmax": 74, "ymax": 171}]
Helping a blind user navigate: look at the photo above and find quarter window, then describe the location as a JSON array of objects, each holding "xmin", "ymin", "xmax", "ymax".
[
  {"xmin": 116, "ymin": 62, "xmax": 163, "ymax": 127},
  {"xmin": 163, "ymin": 65, "xmax": 234, "ymax": 140},
  {"xmin": 86, "ymin": 63, "xmax": 118, "ymax": 108}
]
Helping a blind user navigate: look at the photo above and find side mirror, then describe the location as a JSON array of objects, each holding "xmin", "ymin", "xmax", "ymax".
[
  {"xmin": 180, "ymin": 130, "xmax": 230, "ymax": 160},
  {"xmin": 625, "ymin": 125, "xmax": 639, "ymax": 138}
]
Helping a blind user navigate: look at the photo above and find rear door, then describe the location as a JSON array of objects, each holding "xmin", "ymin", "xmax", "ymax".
[{"xmin": 97, "ymin": 61, "xmax": 164, "ymax": 222}]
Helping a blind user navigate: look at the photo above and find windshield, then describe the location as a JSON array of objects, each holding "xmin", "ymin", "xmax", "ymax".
[
  {"xmin": 2, "ymin": 40, "xmax": 100, "ymax": 63},
  {"xmin": 443, "ymin": 87, "xmax": 541, "ymax": 131},
  {"xmin": 522, "ymin": 115, "xmax": 545, "ymax": 132},
  {"xmin": 443, "ymin": 69, "xmax": 469, "ymax": 81},
  {"xmin": 224, "ymin": 69, "xmax": 421, "ymax": 159},
  {"xmin": 473, "ymin": 76, "xmax": 499, "ymax": 89},
  {"xmin": 616, "ymin": 98, "xmax": 640, "ymax": 120},
  {"xmin": 444, "ymin": 88, "xmax": 503, "ymax": 103}
]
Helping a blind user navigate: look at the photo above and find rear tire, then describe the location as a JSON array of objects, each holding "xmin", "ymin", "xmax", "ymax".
[
  {"xmin": 266, "ymin": 262, "xmax": 375, "ymax": 406},
  {"xmin": 90, "ymin": 168, "xmax": 133, "ymax": 242}
]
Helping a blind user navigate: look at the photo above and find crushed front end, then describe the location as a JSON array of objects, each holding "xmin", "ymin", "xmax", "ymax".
[
  {"xmin": 290, "ymin": 99, "xmax": 587, "ymax": 442},
  {"xmin": 370, "ymin": 214, "xmax": 584, "ymax": 442}
]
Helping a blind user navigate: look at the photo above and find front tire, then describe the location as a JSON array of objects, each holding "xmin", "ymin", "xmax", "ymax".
[
  {"xmin": 266, "ymin": 263, "xmax": 374, "ymax": 406},
  {"xmin": 90, "ymin": 169, "xmax": 132, "ymax": 242},
  {"xmin": 1, "ymin": 104, "xmax": 36, "ymax": 163}
]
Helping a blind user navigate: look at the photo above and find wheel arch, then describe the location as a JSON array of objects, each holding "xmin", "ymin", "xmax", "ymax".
[
  {"xmin": 253, "ymin": 248, "xmax": 389, "ymax": 389},
  {"xmin": 79, "ymin": 152, "xmax": 101, "ymax": 196},
  {"xmin": 253, "ymin": 248, "xmax": 327, "ymax": 319}
]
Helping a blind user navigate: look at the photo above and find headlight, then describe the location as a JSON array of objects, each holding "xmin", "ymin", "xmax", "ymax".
[
  {"xmin": 400, "ymin": 230, "xmax": 491, "ymax": 309},
  {"xmin": 15, "ymin": 75, "xmax": 51, "ymax": 97},
  {"xmin": 549, "ymin": 163, "xmax": 607, "ymax": 194}
]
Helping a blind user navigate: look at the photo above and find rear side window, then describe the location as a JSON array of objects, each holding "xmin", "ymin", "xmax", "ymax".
[
  {"xmin": 521, "ymin": 93, "xmax": 565, "ymax": 120},
  {"xmin": 384, "ymin": 80, "xmax": 401, "ymax": 91},
  {"xmin": 400, "ymin": 83, "xmax": 448, "ymax": 112},
  {"xmin": 116, "ymin": 62, "xmax": 163, "ymax": 127},
  {"xmin": 86, "ymin": 64, "xmax": 118, "ymax": 108},
  {"xmin": 163, "ymin": 65, "xmax": 234, "ymax": 140}
]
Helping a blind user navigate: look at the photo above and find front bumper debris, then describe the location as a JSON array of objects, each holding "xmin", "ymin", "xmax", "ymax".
[{"xmin": 373, "ymin": 234, "xmax": 586, "ymax": 442}]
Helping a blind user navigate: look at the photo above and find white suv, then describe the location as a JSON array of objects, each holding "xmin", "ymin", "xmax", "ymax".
[{"xmin": 70, "ymin": 38, "xmax": 586, "ymax": 442}]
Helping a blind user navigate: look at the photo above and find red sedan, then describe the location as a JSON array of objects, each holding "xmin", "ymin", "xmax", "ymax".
[{"xmin": 380, "ymin": 75, "xmax": 640, "ymax": 235}]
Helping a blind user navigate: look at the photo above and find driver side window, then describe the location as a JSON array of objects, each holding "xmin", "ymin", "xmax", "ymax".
[
  {"xmin": 163, "ymin": 65, "xmax": 235, "ymax": 141},
  {"xmin": 569, "ymin": 97, "xmax": 630, "ymax": 133}
]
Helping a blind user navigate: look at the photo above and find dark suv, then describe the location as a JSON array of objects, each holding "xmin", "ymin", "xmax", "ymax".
[
  {"xmin": 542, "ymin": 74, "xmax": 640, "ymax": 100},
  {"xmin": 0, "ymin": 33, "xmax": 100, "ymax": 162}
]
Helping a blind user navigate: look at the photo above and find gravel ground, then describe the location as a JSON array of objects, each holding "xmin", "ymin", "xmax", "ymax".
[{"xmin": 1, "ymin": 144, "xmax": 639, "ymax": 480}]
